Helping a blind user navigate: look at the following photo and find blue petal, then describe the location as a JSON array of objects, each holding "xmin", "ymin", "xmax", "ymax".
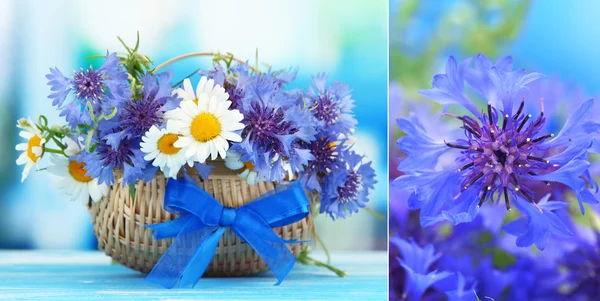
[
  {"xmin": 547, "ymin": 134, "xmax": 594, "ymax": 165},
  {"xmin": 528, "ymin": 159, "xmax": 592, "ymax": 213},
  {"xmin": 542, "ymin": 99, "xmax": 600, "ymax": 149},
  {"xmin": 502, "ymin": 196, "xmax": 573, "ymax": 250},
  {"xmin": 394, "ymin": 168, "xmax": 462, "ymax": 227},
  {"xmin": 194, "ymin": 163, "xmax": 215, "ymax": 180},
  {"xmin": 464, "ymin": 53, "xmax": 513, "ymax": 104},
  {"xmin": 46, "ymin": 67, "xmax": 72, "ymax": 107},
  {"xmin": 103, "ymin": 130, "xmax": 132, "ymax": 150},
  {"xmin": 576, "ymin": 189, "xmax": 599, "ymax": 214},
  {"xmin": 396, "ymin": 115, "xmax": 448, "ymax": 171},
  {"xmin": 400, "ymin": 266, "xmax": 452, "ymax": 301},
  {"xmin": 444, "ymin": 273, "xmax": 478, "ymax": 301},
  {"xmin": 419, "ymin": 56, "xmax": 479, "ymax": 116},
  {"xmin": 421, "ymin": 184, "xmax": 480, "ymax": 226},
  {"xmin": 528, "ymin": 159, "xmax": 589, "ymax": 193},
  {"xmin": 487, "ymin": 67, "xmax": 544, "ymax": 114},
  {"xmin": 390, "ymin": 237, "xmax": 441, "ymax": 273}
]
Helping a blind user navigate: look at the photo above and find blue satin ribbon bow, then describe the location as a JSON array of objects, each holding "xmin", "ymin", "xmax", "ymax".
[{"xmin": 145, "ymin": 177, "xmax": 310, "ymax": 289}]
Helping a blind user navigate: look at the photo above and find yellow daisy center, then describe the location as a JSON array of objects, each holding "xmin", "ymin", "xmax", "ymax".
[
  {"xmin": 157, "ymin": 133, "xmax": 181, "ymax": 155},
  {"xmin": 243, "ymin": 160, "xmax": 255, "ymax": 171},
  {"xmin": 27, "ymin": 135, "xmax": 44, "ymax": 162},
  {"xmin": 191, "ymin": 112, "xmax": 221, "ymax": 142},
  {"xmin": 68, "ymin": 160, "xmax": 92, "ymax": 182}
]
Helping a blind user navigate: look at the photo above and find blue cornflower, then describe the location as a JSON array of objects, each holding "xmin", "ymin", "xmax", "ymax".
[
  {"xmin": 297, "ymin": 134, "xmax": 344, "ymax": 191},
  {"xmin": 320, "ymin": 149, "xmax": 376, "ymax": 220},
  {"xmin": 394, "ymin": 54, "xmax": 600, "ymax": 247},
  {"xmin": 305, "ymin": 73, "xmax": 357, "ymax": 137},
  {"xmin": 231, "ymin": 72, "xmax": 316, "ymax": 182},
  {"xmin": 391, "ymin": 237, "xmax": 452, "ymax": 301},
  {"xmin": 46, "ymin": 51, "xmax": 130, "ymax": 128},
  {"xmin": 74, "ymin": 138, "xmax": 145, "ymax": 186},
  {"xmin": 103, "ymin": 72, "xmax": 179, "ymax": 148}
]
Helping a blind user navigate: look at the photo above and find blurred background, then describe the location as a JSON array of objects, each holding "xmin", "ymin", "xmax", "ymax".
[
  {"xmin": 0, "ymin": 0, "xmax": 387, "ymax": 251},
  {"xmin": 390, "ymin": 0, "xmax": 600, "ymax": 299}
]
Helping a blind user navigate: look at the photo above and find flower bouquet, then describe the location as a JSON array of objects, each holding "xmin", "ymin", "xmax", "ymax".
[{"xmin": 15, "ymin": 34, "xmax": 376, "ymax": 288}]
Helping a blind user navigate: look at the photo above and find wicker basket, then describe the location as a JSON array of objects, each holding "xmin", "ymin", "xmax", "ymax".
[{"xmin": 87, "ymin": 161, "xmax": 315, "ymax": 275}]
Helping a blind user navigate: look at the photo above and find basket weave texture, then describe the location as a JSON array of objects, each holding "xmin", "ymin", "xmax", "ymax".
[{"xmin": 88, "ymin": 163, "xmax": 314, "ymax": 276}]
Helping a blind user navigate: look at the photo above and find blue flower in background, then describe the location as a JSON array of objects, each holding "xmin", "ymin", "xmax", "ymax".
[
  {"xmin": 46, "ymin": 51, "xmax": 131, "ymax": 128},
  {"xmin": 394, "ymin": 54, "xmax": 600, "ymax": 247},
  {"xmin": 390, "ymin": 237, "xmax": 452, "ymax": 301},
  {"xmin": 320, "ymin": 149, "xmax": 376, "ymax": 220}
]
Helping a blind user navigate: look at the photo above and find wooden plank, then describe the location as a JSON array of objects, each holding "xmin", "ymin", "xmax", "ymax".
[{"xmin": 0, "ymin": 251, "xmax": 387, "ymax": 300}]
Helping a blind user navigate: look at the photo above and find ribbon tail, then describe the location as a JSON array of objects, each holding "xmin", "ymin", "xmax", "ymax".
[
  {"xmin": 233, "ymin": 209, "xmax": 296, "ymax": 285},
  {"xmin": 145, "ymin": 219, "xmax": 220, "ymax": 289},
  {"xmin": 179, "ymin": 227, "xmax": 226, "ymax": 288}
]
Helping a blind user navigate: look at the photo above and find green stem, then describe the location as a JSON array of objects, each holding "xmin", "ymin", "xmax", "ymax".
[
  {"xmin": 364, "ymin": 207, "xmax": 385, "ymax": 220},
  {"xmin": 51, "ymin": 136, "xmax": 67, "ymax": 150},
  {"xmin": 117, "ymin": 36, "xmax": 133, "ymax": 54},
  {"xmin": 44, "ymin": 148, "xmax": 66, "ymax": 155},
  {"xmin": 85, "ymin": 55, "xmax": 107, "ymax": 60},
  {"xmin": 153, "ymin": 52, "xmax": 261, "ymax": 74},
  {"xmin": 315, "ymin": 232, "xmax": 331, "ymax": 264},
  {"xmin": 173, "ymin": 68, "xmax": 202, "ymax": 88},
  {"xmin": 297, "ymin": 251, "xmax": 346, "ymax": 278}
]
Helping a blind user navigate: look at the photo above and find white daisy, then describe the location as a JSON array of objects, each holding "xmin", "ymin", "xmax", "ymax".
[
  {"xmin": 168, "ymin": 76, "xmax": 244, "ymax": 163},
  {"xmin": 140, "ymin": 121, "xmax": 188, "ymax": 179},
  {"xmin": 175, "ymin": 77, "xmax": 229, "ymax": 104},
  {"xmin": 47, "ymin": 138, "xmax": 109, "ymax": 203},
  {"xmin": 15, "ymin": 118, "xmax": 46, "ymax": 182},
  {"xmin": 166, "ymin": 77, "xmax": 229, "ymax": 120},
  {"xmin": 224, "ymin": 150, "xmax": 259, "ymax": 184}
]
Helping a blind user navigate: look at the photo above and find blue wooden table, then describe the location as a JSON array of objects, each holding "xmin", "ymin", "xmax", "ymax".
[{"xmin": 0, "ymin": 251, "xmax": 387, "ymax": 300}]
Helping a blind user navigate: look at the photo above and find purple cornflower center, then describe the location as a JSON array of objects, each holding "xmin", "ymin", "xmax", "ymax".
[
  {"xmin": 73, "ymin": 66, "xmax": 104, "ymax": 100},
  {"xmin": 243, "ymin": 101, "xmax": 296, "ymax": 155},
  {"xmin": 223, "ymin": 80, "xmax": 244, "ymax": 110},
  {"xmin": 337, "ymin": 171, "xmax": 362, "ymax": 203},
  {"xmin": 311, "ymin": 94, "xmax": 340, "ymax": 125},
  {"xmin": 306, "ymin": 137, "xmax": 336, "ymax": 175},
  {"xmin": 447, "ymin": 99, "xmax": 554, "ymax": 210},
  {"xmin": 120, "ymin": 98, "xmax": 163, "ymax": 137},
  {"xmin": 97, "ymin": 139, "xmax": 136, "ymax": 167}
]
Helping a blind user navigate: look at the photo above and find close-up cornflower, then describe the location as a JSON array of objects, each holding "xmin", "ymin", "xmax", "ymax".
[
  {"xmin": 46, "ymin": 51, "xmax": 131, "ymax": 128},
  {"xmin": 394, "ymin": 54, "xmax": 600, "ymax": 248}
]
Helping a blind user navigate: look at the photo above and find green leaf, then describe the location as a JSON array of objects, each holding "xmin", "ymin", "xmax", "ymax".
[{"xmin": 129, "ymin": 183, "xmax": 136, "ymax": 200}]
